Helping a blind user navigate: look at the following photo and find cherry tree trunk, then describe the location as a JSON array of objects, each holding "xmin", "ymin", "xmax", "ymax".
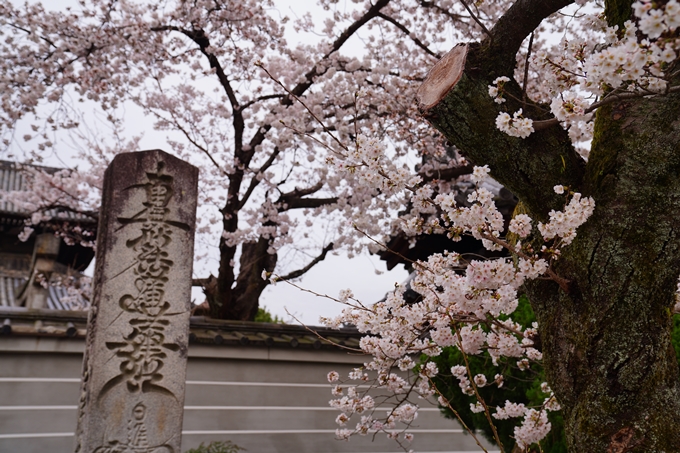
[
  {"xmin": 418, "ymin": 35, "xmax": 680, "ymax": 453},
  {"xmin": 204, "ymin": 237, "xmax": 277, "ymax": 321},
  {"xmin": 527, "ymin": 96, "xmax": 680, "ymax": 452}
]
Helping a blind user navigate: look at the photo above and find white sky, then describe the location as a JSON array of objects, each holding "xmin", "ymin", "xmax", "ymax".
[{"xmin": 5, "ymin": 0, "xmax": 409, "ymax": 324}]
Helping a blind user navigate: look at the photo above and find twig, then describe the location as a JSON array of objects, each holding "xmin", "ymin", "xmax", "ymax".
[
  {"xmin": 459, "ymin": 0, "xmax": 492, "ymax": 39},
  {"xmin": 428, "ymin": 377, "xmax": 490, "ymax": 453},
  {"xmin": 257, "ymin": 62, "xmax": 348, "ymax": 152},
  {"xmin": 522, "ymin": 32, "xmax": 534, "ymax": 105},
  {"xmin": 454, "ymin": 325, "xmax": 505, "ymax": 452},
  {"xmin": 285, "ymin": 310, "xmax": 364, "ymax": 353}
]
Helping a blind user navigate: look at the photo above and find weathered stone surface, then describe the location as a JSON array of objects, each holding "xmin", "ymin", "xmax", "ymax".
[{"xmin": 75, "ymin": 150, "xmax": 198, "ymax": 453}]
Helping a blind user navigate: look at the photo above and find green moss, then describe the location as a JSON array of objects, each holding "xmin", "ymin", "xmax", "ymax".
[
  {"xmin": 586, "ymin": 105, "xmax": 621, "ymax": 193},
  {"xmin": 672, "ymin": 314, "xmax": 680, "ymax": 364}
]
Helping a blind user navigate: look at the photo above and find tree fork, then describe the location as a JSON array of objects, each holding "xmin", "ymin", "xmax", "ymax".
[
  {"xmin": 416, "ymin": 23, "xmax": 680, "ymax": 453},
  {"xmin": 416, "ymin": 43, "xmax": 585, "ymax": 218}
]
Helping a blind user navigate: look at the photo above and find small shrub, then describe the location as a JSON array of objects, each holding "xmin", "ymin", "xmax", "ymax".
[{"xmin": 184, "ymin": 441, "xmax": 245, "ymax": 453}]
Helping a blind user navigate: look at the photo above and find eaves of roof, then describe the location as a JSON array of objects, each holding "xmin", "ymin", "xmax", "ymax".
[{"xmin": 0, "ymin": 307, "xmax": 363, "ymax": 351}]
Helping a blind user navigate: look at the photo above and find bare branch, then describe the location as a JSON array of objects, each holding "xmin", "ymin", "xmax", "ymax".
[
  {"xmin": 459, "ymin": 0, "xmax": 492, "ymax": 39},
  {"xmin": 238, "ymin": 146, "xmax": 281, "ymax": 210},
  {"xmin": 241, "ymin": 93, "xmax": 286, "ymax": 110},
  {"xmin": 276, "ymin": 243, "xmax": 335, "ymax": 282},
  {"xmin": 279, "ymin": 181, "xmax": 324, "ymax": 201},
  {"xmin": 376, "ymin": 13, "xmax": 440, "ymax": 59},
  {"xmin": 532, "ymin": 85, "xmax": 680, "ymax": 130}
]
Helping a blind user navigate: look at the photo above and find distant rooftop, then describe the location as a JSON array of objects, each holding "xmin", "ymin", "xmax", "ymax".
[
  {"xmin": 0, "ymin": 159, "xmax": 97, "ymax": 223},
  {"xmin": 1, "ymin": 160, "xmax": 95, "ymax": 311}
]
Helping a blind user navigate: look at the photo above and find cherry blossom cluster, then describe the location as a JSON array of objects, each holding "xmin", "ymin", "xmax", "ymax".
[
  {"xmin": 494, "ymin": 109, "xmax": 534, "ymax": 139},
  {"xmin": 492, "ymin": 1, "xmax": 680, "ymax": 152},
  {"xmin": 0, "ymin": 0, "xmax": 603, "ymax": 312},
  {"xmin": 489, "ymin": 382, "xmax": 561, "ymax": 449},
  {"xmin": 537, "ymin": 189, "xmax": 596, "ymax": 246},
  {"xmin": 323, "ymin": 165, "xmax": 594, "ymax": 448}
]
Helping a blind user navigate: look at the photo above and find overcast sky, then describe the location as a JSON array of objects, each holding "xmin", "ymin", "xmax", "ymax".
[{"xmin": 4, "ymin": 0, "xmax": 410, "ymax": 324}]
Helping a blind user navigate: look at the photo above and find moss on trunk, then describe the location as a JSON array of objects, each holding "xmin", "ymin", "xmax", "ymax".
[{"xmin": 420, "ymin": 39, "xmax": 680, "ymax": 451}]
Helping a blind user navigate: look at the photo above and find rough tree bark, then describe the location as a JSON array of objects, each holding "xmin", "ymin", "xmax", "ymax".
[{"xmin": 417, "ymin": 0, "xmax": 680, "ymax": 451}]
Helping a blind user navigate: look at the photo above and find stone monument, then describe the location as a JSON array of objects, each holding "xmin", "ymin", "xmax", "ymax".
[{"xmin": 74, "ymin": 150, "xmax": 198, "ymax": 453}]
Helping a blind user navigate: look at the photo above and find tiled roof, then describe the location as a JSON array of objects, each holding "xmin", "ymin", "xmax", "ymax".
[
  {"xmin": 0, "ymin": 160, "xmax": 27, "ymax": 215},
  {"xmin": 188, "ymin": 316, "xmax": 362, "ymax": 350},
  {"xmin": 0, "ymin": 275, "xmax": 23, "ymax": 308},
  {"xmin": 0, "ymin": 160, "xmax": 96, "ymax": 223},
  {"xmin": 0, "ymin": 273, "xmax": 89, "ymax": 310},
  {"xmin": 0, "ymin": 307, "xmax": 363, "ymax": 351}
]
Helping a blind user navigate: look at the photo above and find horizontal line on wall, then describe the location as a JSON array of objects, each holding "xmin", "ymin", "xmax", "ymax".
[
  {"xmin": 0, "ymin": 378, "xmax": 351, "ymax": 388},
  {"xmin": 0, "ymin": 406, "xmax": 78, "ymax": 410},
  {"xmin": 186, "ymin": 380, "xmax": 335, "ymax": 388},
  {"xmin": 0, "ymin": 377, "xmax": 80, "ymax": 383},
  {"xmin": 0, "ymin": 405, "xmax": 441, "ymax": 412},
  {"xmin": 183, "ymin": 429, "xmax": 466, "ymax": 435},
  {"xmin": 0, "ymin": 432, "xmax": 74, "ymax": 439},
  {"xmin": 0, "ymin": 428, "xmax": 467, "ymax": 440}
]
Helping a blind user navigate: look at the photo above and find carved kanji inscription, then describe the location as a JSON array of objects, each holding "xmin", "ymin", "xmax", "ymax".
[{"xmin": 75, "ymin": 151, "xmax": 198, "ymax": 453}]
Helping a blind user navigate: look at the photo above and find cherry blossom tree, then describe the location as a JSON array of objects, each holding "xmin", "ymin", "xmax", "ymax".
[
  {"xmin": 2, "ymin": 0, "xmax": 680, "ymax": 451},
  {"xmin": 0, "ymin": 0, "xmax": 464, "ymax": 320},
  {"xmin": 318, "ymin": 1, "xmax": 680, "ymax": 452},
  {"xmin": 418, "ymin": 1, "xmax": 680, "ymax": 450}
]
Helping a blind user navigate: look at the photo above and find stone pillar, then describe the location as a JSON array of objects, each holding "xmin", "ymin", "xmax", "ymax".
[{"xmin": 75, "ymin": 150, "xmax": 198, "ymax": 453}]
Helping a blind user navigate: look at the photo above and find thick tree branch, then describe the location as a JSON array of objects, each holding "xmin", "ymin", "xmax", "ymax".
[
  {"xmin": 417, "ymin": 0, "xmax": 586, "ymax": 216},
  {"xmin": 483, "ymin": 0, "xmax": 574, "ymax": 73},
  {"xmin": 238, "ymin": 147, "xmax": 281, "ymax": 210},
  {"xmin": 276, "ymin": 243, "xmax": 335, "ymax": 282},
  {"xmin": 150, "ymin": 25, "xmax": 245, "ymax": 151},
  {"xmin": 275, "ymin": 181, "xmax": 338, "ymax": 211},
  {"xmin": 277, "ymin": 196, "xmax": 339, "ymax": 211},
  {"xmin": 241, "ymin": 93, "xmax": 286, "ymax": 110},
  {"xmin": 419, "ymin": 163, "xmax": 474, "ymax": 183},
  {"xmin": 279, "ymin": 181, "xmax": 324, "ymax": 201}
]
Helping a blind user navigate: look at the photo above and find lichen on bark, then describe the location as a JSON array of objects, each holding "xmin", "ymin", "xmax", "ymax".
[{"xmin": 417, "ymin": 0, "xmax": 680, "ymax": 449}]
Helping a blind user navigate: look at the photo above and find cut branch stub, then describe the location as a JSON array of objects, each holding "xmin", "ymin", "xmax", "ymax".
[{"xmin": 416, "ymin": 43, "xmax": 468, "ymax": 112}]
